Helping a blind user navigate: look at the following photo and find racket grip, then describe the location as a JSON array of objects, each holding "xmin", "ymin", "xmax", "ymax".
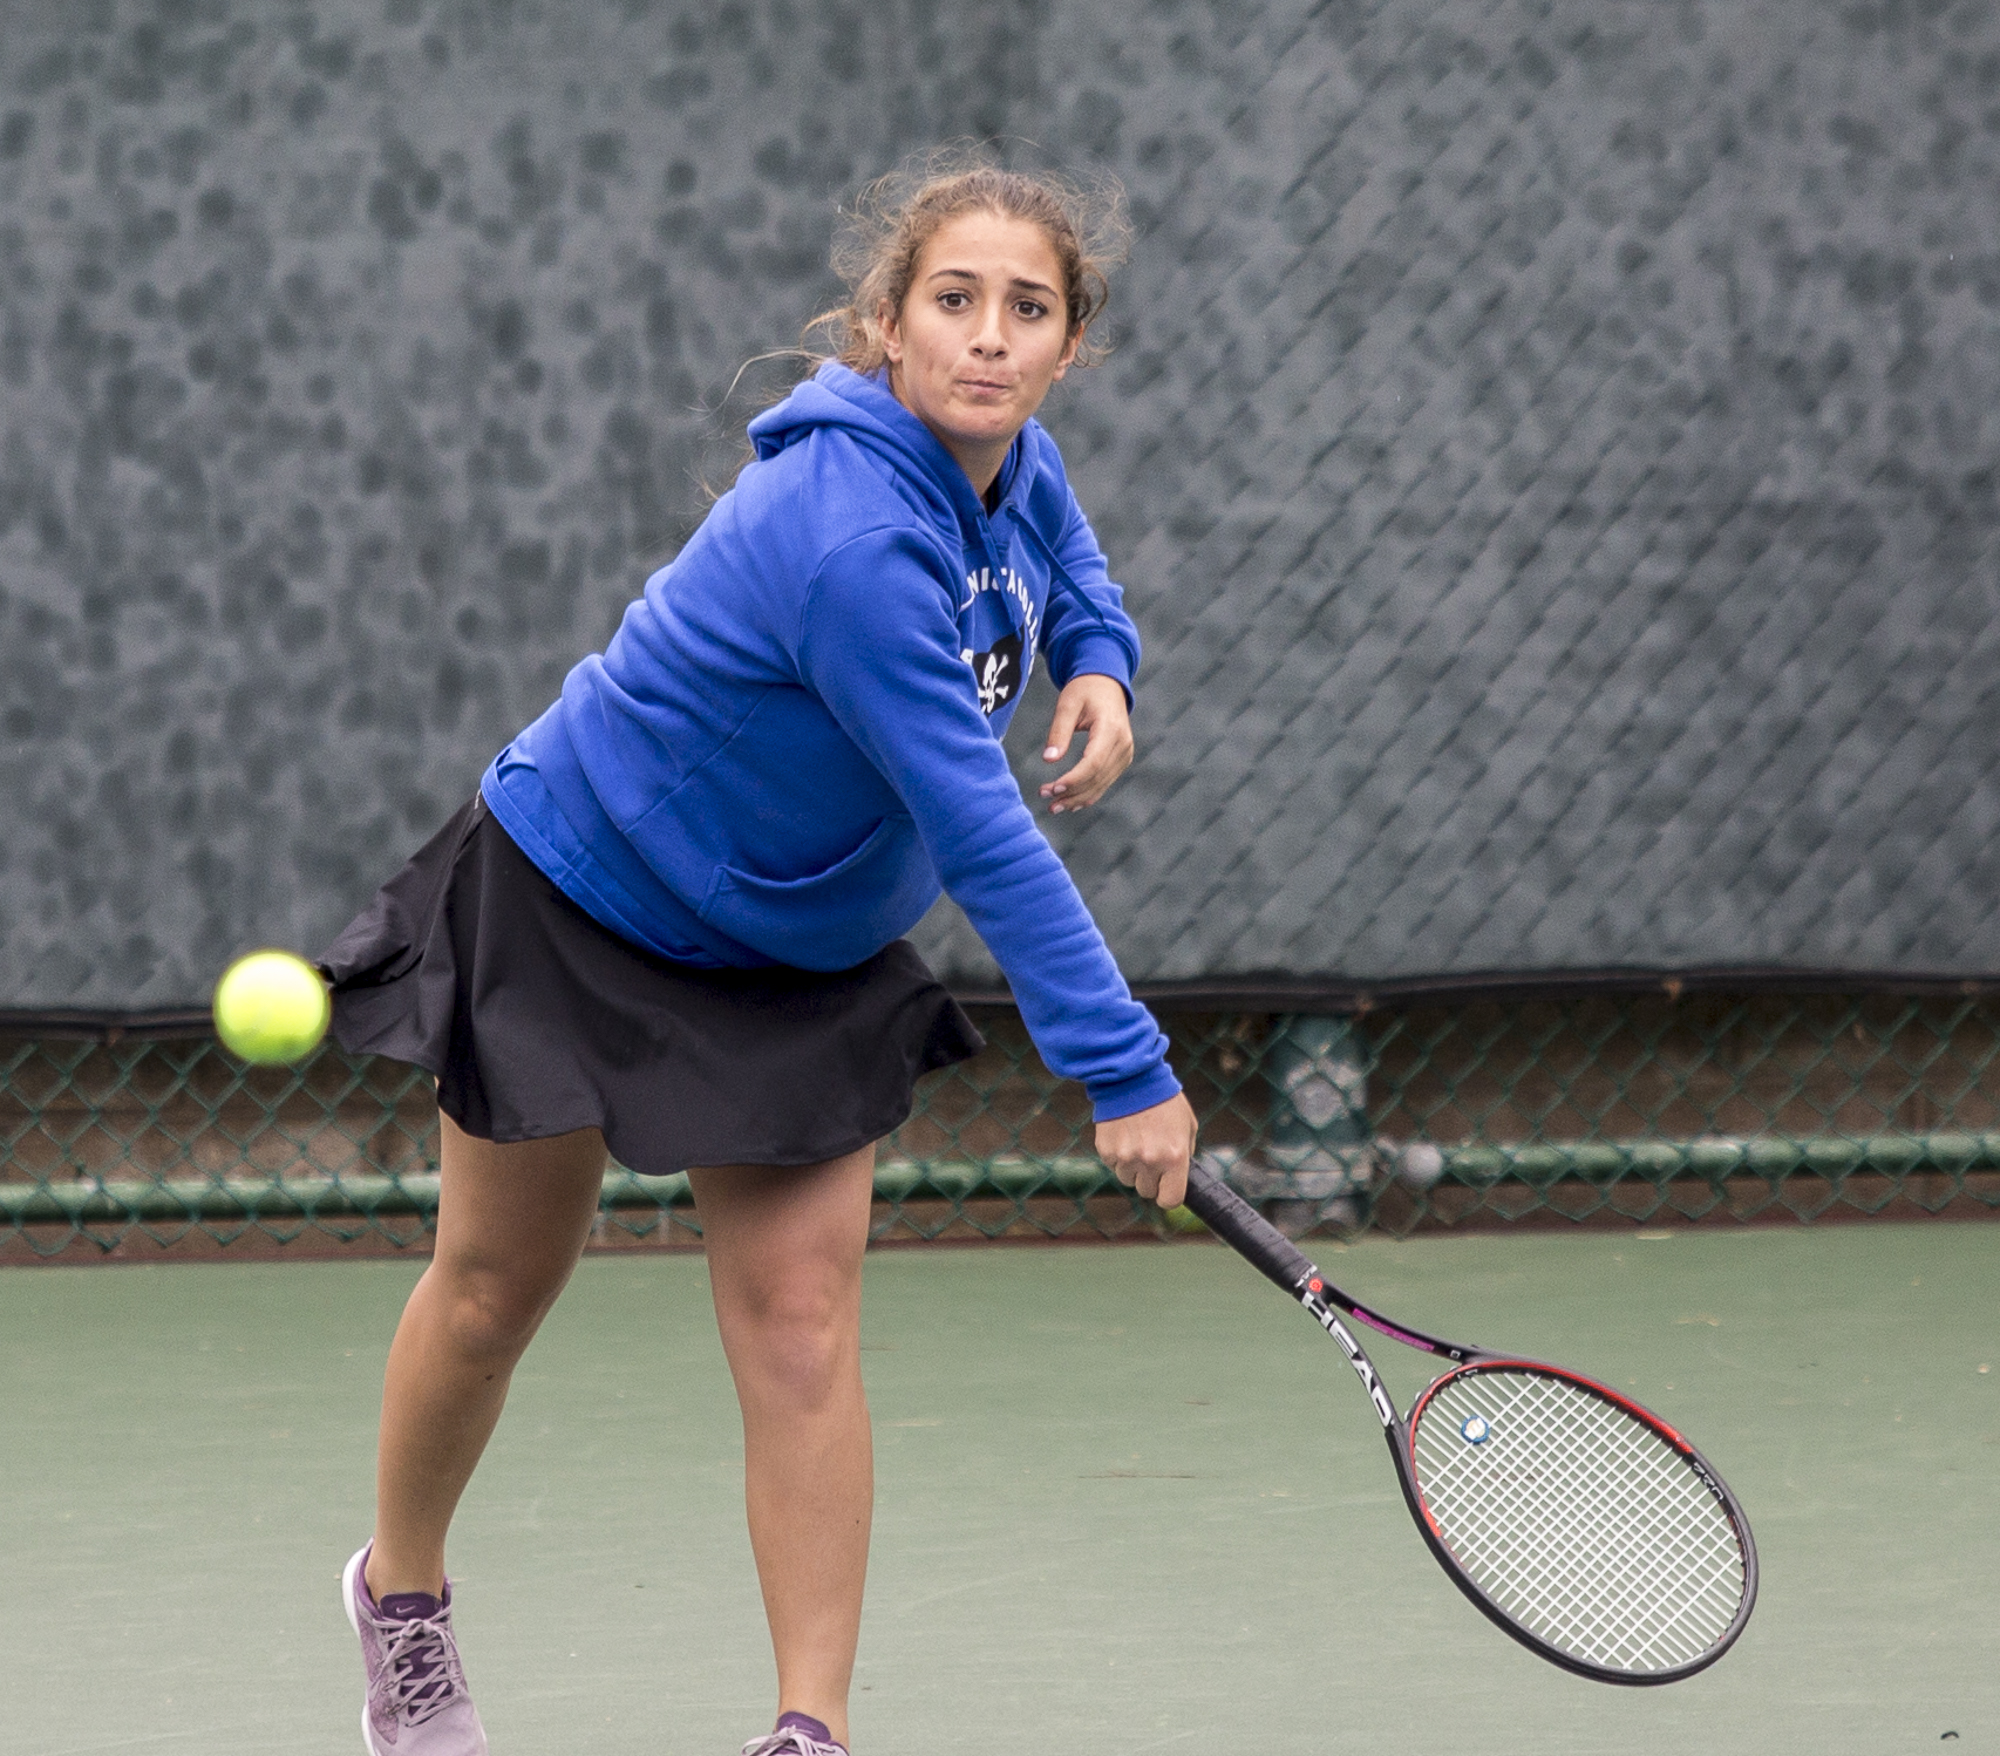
[{"xmin": 1183, "ymin": 1158, "xmax": 1316, "ymax": 1294}]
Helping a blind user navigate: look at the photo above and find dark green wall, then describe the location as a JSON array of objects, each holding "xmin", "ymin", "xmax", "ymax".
[{"xmin": 5, "ymin": 1, "xmax": 1999, "ymax": 1009}]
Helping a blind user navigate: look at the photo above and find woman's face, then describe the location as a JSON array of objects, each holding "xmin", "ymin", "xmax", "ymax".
[{"xmin": 880, "ymin": 209, "xmax": 1078, "ymax": 486}]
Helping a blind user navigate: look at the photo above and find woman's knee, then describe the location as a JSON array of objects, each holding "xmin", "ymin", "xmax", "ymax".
[
  {"xmin": 722, "ymin": 1271, "xmax": 861, "ymax": 1407},
  {"xmin": 420, "ymin": 1123, "xmax": 604, "ymax": 1365},
  {"xmin": 424, "ymin": 1257, "xmax": 570, "ymax": 1365}
]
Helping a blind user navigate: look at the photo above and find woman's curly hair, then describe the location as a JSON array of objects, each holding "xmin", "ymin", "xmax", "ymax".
[{"xmin": 807, "ymin": 146, "xmax": 1130, "ymax": 372}]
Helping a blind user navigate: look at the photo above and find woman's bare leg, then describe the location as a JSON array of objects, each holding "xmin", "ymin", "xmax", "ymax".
[
  {"xmin": 690, "ymin": 1145, "xmax": 877, "ymax": 1751},
  {"xmin": 366, "ymin": 1113, "xmax": 608, "ymax": 1599}
]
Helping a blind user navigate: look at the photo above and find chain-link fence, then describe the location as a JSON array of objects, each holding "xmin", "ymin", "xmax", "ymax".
[
  {"xmin": 5, "ymin": 990, "xmax": 1997, "ymax": 1262},
  {"xmin": 10, "ymin": 4, "xmax": 2000, "ymax": 1016}
]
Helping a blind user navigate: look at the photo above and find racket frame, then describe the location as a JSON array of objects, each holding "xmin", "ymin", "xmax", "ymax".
[{"xmin": 1182, "ymin": 1160, "xmax": 1759, "ymax": 1685}]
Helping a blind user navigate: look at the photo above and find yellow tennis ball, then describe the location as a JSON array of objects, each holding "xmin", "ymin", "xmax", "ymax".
[
  {"xmin": 212, "ymin": 949, "xmax": 331, "ymax": 1065},
  {"xmin": 1162, "ymin": 1203, "xmax": 1207, "ymax": 1234}
]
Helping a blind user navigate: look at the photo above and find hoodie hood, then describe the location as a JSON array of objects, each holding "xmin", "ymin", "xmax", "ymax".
[{"xmin": 748, "ymin": 363, "xmax": 1026, "ymax": 567}]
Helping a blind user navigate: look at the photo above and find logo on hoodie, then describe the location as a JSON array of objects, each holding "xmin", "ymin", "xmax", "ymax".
[
  {"xmin": 963, "ymin": 633, "xmax": 1022, "ymax": 716},
  {"xmin": 959, "ymin": 565, "xmax": 1037, "ymax": 717}
]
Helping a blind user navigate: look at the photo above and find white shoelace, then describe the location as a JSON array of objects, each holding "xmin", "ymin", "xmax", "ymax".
[
  {"xmin": 379, "ymin": 1611, "xmax": 466, "ymax": 1726},
  {"xmin": 739, "ymin": 1729, "xmax": 847, "ymax": 1756}
]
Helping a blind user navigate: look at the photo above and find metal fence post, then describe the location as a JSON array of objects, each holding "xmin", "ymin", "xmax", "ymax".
[{"xmin": 1210, "ymin": 1014, "xmax": 1373, "ymax": 1233}]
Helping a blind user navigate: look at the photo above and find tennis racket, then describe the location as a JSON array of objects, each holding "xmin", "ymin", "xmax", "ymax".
[{"xmin": 1182, "ymin": 1159, "xmax": 1758, "ymax": 1684}]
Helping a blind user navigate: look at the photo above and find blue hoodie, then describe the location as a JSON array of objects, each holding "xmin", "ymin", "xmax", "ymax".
[{"xmin": 482, "ymin": 363, "xmax": 1179, "ymax": 1120}]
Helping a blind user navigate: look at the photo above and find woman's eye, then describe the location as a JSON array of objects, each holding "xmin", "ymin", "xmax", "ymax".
[
  {"xmin": 1014, "ymin": 300, "xmax": 1046, "ymax": 320},
  {"xmin": 938, "ymin": 290, "xmax": 970, "ymax": 310}
]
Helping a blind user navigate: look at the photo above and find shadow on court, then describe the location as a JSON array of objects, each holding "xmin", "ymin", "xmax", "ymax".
[{"xmin": 1, "ymin": 1224, "xmax": 1994, "ymax": 1755}]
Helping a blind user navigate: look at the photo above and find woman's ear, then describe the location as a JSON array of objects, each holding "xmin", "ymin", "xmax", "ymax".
[
  {"xmin": 877, "ymin": 297, "xmax": 904, "ymax": 366},
  {"xmin": 1051, "ymin": 326, "xmax": 1082, "ymax": 383}
]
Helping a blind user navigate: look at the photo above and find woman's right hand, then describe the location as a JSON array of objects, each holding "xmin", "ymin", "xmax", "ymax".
[{"xmin": 1093, "ymin": 1092, "xmax": 1198, "ymax": 1209}]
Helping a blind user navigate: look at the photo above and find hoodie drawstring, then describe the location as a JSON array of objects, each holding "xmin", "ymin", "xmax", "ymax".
[{"xmin": 1006, "ymin": 505, "xmax": 1113, "ymax": 635}]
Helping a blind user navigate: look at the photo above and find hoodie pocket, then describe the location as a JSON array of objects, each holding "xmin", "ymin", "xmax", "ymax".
[{"xmin": 696, "ymin": 813, "xmax": 934, "ymax": 970}]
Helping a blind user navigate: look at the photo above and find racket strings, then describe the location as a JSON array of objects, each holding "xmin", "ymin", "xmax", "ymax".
[
  {"xmin": 1447, "ymin": 1400, "xmax": 1732, "ymax": 1653},
  {"xmin": 1428, "ymin": 1385, "xmax": 1742, "ymax": 1671},
  {"xmin": 1420, "ymin": 1391, "xmax": 1739, "ymax": 1672},
  {"xmin": 1418, "ymin": 1375, "xmax": 1743, "ymax": 1670},
  {"xmin": 1466, "ymin": 1439, "xmax": 1735, "ymax": 1669},
  {"xmin": 1411, "ymin": 1370, "xmax": 1747, "ymax": 1673}
]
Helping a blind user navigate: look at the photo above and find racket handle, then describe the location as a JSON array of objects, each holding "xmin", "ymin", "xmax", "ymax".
[{"xmin": 1183, "ymin": 1157, "xmax": 1316, "ymax": 1293}]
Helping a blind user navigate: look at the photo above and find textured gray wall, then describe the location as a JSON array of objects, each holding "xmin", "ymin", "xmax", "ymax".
[{"xmin": 3, "ymin": 0, "xmax": 1999, "ymax": 1011}]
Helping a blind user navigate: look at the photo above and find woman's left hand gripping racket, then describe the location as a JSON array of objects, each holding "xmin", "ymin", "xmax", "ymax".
[{"xmin": 1181, "ymin": 1160, "xmax": 1758, "ymax": 1684}]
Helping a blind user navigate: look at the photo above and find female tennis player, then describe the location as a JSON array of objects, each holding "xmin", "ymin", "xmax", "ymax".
[{"xmin": 319, "ymin": 159, "xmax": 1195, "ymax": 1756}]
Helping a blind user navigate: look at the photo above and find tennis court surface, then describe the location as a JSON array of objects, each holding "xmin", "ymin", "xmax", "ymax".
[{"xmin": 3, "ymin": 1221, "xmax": 1993, "ymax": 1756}]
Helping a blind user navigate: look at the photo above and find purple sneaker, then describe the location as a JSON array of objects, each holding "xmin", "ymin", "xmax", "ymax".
[
  {"xmin": 341, "ymin": 1544, "xmax": 488, "ymax": 1755},
  {"xmin": 741, "ymin": 1711, "xmax": 848, "ymax": 1756}
]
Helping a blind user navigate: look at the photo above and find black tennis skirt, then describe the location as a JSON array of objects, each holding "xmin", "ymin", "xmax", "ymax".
[{"xmin": 317, "ymin": 795, "xmax": 984, "ymax": 1176}]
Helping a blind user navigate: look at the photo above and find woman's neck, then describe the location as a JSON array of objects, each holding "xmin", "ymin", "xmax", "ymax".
[{"xmin": 885, "ymin": 368, "xmax": 1012, "ymax": 505}]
